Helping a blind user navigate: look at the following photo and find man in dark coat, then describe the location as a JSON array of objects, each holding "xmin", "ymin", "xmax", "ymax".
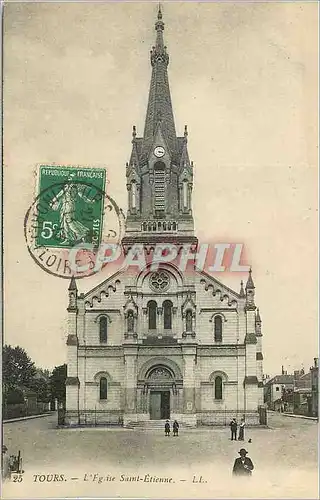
[
  {"xmin": 232, "ymin": 449, "xmax": 254, "ymax": 476},
  {"xmin": 164, "ymin": 420, "xmax": 170, "ymax": 437},
  {"xmin": 229, "ymin": 418, "xmax": 237, "ymax": 440}
]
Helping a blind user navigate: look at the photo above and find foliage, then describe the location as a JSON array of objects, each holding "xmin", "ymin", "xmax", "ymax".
[
  {"xmin": 29, "ymin": 377, "xmax": 51, "ymax": 402},
  {"xmin": 50, "ymin": 364, "xmax": 67, "ymax": 403},
  {"xmin": 6, "ymin": 387, "xmax": 25, "ymax": 404},
  {"xmin": 3, "ymin": 345, "xmax": 36, "ymax": 393}
]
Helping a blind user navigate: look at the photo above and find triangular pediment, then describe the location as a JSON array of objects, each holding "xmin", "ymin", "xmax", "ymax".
[
  {"xmin": 83, "ymin": 268, "xmax": 126, "ymax": 308},
  {"xmin": 197, "ymin": 269, "xmax": 240, "ymax": 305},
  {"xmin": 148, "ymin": 123, "xmax": 172, "ymax": 162}
]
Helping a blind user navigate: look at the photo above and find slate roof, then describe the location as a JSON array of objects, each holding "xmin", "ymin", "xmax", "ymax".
[{"xmin": 266, "ymin": 375, "xmax": 294, "ymax": 385}]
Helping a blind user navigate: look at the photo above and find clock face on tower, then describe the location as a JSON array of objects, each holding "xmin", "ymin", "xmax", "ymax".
[{"xmin": 154, "ymin": 146, "xmax": 165, "ymax": 158}]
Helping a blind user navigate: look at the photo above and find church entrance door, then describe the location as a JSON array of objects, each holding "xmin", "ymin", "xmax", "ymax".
[{"xmin": 150, "ymin": 391, "xmax": 170, "ymax": 420}]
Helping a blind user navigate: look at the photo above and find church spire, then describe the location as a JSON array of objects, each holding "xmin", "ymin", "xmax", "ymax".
[
  {"xmin": 245, "ymin": 267, "xmax": 255, "ymax": 290},
  {"xmin": 142, "ymin": 5, "xmax": 177, "ymax": 156},
  {"xmin": 245, "ymin": 268, "xmax": 256, "ymax": 310}
]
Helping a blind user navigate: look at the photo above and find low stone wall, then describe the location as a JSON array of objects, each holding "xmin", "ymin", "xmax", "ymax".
[
  {"xmin": 3, "ymin": 402, "xmax": 50, "ymax": 420},
  {"xmin": 198, "ymin": 410, "xmax": 260, "ymax": 426},
  {"xmin": 64, "ymin": 410, "xmax": 123, "ymax": 427}
]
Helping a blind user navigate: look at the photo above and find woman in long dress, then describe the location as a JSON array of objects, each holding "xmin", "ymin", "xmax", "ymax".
[{"xmin": 50, "ymin": 182, "xmax": 95, "ymax": 245}]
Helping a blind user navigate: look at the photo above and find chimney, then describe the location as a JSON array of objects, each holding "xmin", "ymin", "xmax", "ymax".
[
  {"xmin": 281, "ymin": 365, "xmax": 284, "ymax": 375},
  {"xmin": 314, "ymin": 358, "xmax": 318, "ymax": 368}
]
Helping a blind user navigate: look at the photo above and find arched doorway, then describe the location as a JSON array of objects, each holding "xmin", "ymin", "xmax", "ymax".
[{"xmin": 147, "ymin": 366, "xmax": 173, "ymax": 420}]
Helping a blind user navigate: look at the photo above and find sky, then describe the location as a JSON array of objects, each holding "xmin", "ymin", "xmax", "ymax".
[{"xmin": 3, "ymin": 1, "xmax": 318, "ymax": 376}]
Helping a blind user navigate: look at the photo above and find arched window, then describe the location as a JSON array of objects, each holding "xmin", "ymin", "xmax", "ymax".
[
  {"xmin": 131, "ymin": 181, "xmax": 136, "ymax": 209},
  {"xmin": 215, "ymin": 376, "xmax": 223, "ymax": 400},
  {"xmin": 214, "ymin": 316, "xmax": 222, "ymax": 342},
  {"xmin": 99, "ymin": 377, "xmax": 108, "ymax": 400},
  {"xmin": 127, "ymin": 311, "xmax": 134, "ymax": 332},
  {"xmin": 183, "ymin": 180, "xmax": 188, "ymax": 208},
  {"xmin": 148, "ymin": 301, "xmax": 157, "ymax": 330},
  {"xmin": 186, "ymin": 310, "xmax": 193, "ymax": 332},
  {"xmin": 99, "ymin": 317, "xmax": 108, "ymax": 343},
  {"xmin": 163, "ymin": 300, "xmax": 173, "ymax": 330}
]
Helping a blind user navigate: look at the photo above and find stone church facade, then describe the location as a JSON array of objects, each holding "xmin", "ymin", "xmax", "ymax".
[{"xmin": 65, "ymin": 8, "xmax": 265, "ymax": 427}]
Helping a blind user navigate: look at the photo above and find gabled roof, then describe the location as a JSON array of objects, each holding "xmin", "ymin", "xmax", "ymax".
[
  {"xmin": 266, "ymin": 375, "xmax": 294, "ymax": 385},
  {"xmin": 198, "ymin": 269, "xmax": 241, "ymax": 301}
]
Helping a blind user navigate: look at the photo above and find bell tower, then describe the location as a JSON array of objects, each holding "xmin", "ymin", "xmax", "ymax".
[{"xmin": 122, "ymin": 6, "xmax": 198, "ymax": 252}]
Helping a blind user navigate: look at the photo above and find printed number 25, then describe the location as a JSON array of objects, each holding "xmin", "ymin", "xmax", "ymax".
[
  {"xmin": 12, "ymin": 474, "xmax": 23, "ymax": 482},
  {"xmin": 41, "ymin": 221, "xmax": 57, "ymax": 239}
]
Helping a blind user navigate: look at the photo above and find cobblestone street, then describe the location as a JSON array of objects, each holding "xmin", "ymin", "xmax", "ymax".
[{"xmin": 3, "ymin": 412, "xmax": 318, "ymax": 499}]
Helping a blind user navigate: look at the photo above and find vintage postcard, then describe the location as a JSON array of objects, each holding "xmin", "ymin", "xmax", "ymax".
[{"xmin": 1, "ymin": 1, "xmax": 318, "ymax": 499}]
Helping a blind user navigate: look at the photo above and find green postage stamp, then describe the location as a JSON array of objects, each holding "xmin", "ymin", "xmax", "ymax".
[{"xmin": 36, "ymin": 165, "xmax": 106, "ymax": 249}]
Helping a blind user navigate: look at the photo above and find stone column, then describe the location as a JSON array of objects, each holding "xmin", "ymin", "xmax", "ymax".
[
  {"xmin": 157, "ymin": 307, "xmax": 163, "ymax": 337},
  {"xmin": 123, "ymin": 347, "xmax": 138, "ymax": 425},
  {"xmin": 182, "ymin": 346, "xmax": 197, "ymax": 426},
  {"xmin": 172, "ymin": 307, "xmax": 178, "ymax": 337},
  {"xmin": 65, "ymin": 298, "xmax": 80, "ymax": 426},
  {"xmin": 244, "ymin": 309, "xmax": 258, "ymax": 411}
]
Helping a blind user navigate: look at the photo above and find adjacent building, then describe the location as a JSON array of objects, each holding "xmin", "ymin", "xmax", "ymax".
[
  {"xmin": 264, "ymin": 373, "xmax": 294, "ymax": 412},
  {"xmin": 264, "ymin": 360, "xmax": 319, "ymax": 418}
]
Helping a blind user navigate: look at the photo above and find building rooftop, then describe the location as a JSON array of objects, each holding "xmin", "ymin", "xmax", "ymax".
[{"xmin": 266, "ymin": 375, "xmax": 294, "ymax": 385}]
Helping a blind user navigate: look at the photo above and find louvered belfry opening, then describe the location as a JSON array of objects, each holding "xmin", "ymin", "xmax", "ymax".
[{"xmin": 154, "ymin": 161, "xmax": 166, "ymax": 215}]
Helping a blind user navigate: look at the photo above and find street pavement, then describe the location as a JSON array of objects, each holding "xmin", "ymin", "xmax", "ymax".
[{"xmin": 2, "ymin": 411, "xmax": 318, "ymax": 499}]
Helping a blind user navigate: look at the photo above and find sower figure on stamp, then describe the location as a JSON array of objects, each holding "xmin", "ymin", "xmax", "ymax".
[
  {"xmin": 173, "ymin": 420, "xmax": 179, "ymax": 436},
  {"xmin": 164, "ymin": 420, "xmax": 170, "ymax": 437},
  {"xmin": 230, "ymin": 418, "xmax": 237, "ymax": 441},
  {"xmin": 238, "ymin": 418, "xmax": 245, "ymax": 441},
  {"xmin": 232, "ymin": 449, "xmax": 254, "ymax": 477},
  {"xmin": 50, "ymin": 180, "xmax": 95, "ymax": 245}
]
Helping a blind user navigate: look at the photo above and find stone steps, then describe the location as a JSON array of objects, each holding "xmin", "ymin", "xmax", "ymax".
[{"xmin": 126, "ymin": 419, "xmax": 180, "ymax": 430}]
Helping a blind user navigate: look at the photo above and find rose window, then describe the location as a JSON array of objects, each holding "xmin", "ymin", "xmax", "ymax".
[{"xmin": 149, "ymin": 271, "xmax": 170, "ymax": 292}]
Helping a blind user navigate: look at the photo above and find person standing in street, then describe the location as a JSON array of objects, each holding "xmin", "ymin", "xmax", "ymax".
[
  {"xmin": 164, "ymin": 420, "xmax": 170, "ymax": 437},
  {"xmin": 232, "ymin": 448, "xmax": 254, "ymax": 476},
  {"xmin": 173, "ymin": 420, "xmax": 179, "ymax": 436},
  {"xmin": 230, "ymin": 418, "xmax": 237, "ymax": 440},
  {"xmin": 238, "ymin": 418, "xmax": 245, "ymax": 441}
]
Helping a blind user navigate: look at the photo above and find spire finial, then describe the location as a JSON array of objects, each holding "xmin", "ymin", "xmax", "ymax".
[
  {"xmin": 184, "ymin": 125, "xmax": 188, "ymax": 138},
  {"xmin": 68, "ymin": 276, "xmax": 77, "ymax": 291},
  {"xmin": 155, "ymin": 4, "xmax": 164, "ymax": 31},
  {"xmin": 256, "ymin": 308, "xmax": 262, "ymax": 323},
  {"xmin": 240, "ymin": 280, "xmax": 245, "ymax": 298},
  {"xmin": 245, "ymin": 267, "xmax": 255, "ymax": 290},
  {"xmin": 132, "ymin": 125, "xmax": 136, "ymax": 138}
]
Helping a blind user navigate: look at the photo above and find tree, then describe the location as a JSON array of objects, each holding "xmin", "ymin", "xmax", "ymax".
[
  {"xmin": 3, "ymin": 345, "xmax": 36, "ymax": 394},
  {"xmin": 29, "ymin": 377, "xmax": 50, "ymax": 403},
  {"xmin": 50, "ymin": 364, "xmax": 67, "ymax": 404}
]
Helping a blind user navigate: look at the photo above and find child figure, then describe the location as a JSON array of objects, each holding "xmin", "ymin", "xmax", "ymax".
[{"xmin": 164, "ymin": 420, "xmax": 170, "ymax": 436}]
